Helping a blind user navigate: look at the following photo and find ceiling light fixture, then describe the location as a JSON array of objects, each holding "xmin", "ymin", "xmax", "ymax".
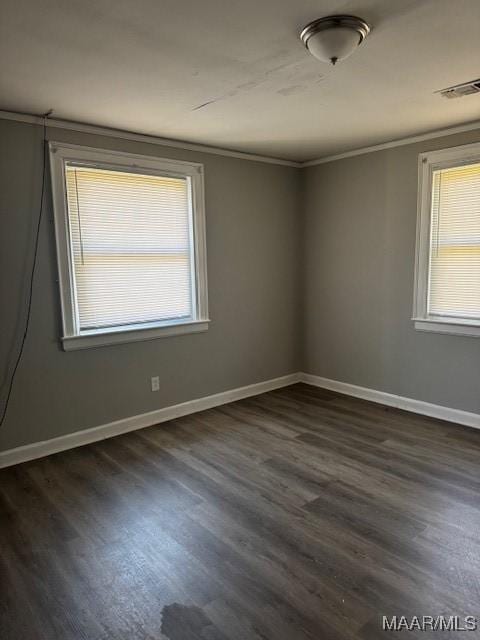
[{"xmin": 300, "ymin": 15, "xmax": 370, "ymax": 65}]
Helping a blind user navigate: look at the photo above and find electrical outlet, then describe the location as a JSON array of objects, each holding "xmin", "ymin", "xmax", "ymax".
[{"xmin": 151, "ymin": 376, "xmax": 160, "ymax": 392}]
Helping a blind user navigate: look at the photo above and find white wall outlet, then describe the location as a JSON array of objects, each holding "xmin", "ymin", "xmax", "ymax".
[{"xmin": 151, "ymin": 376, "xmax": 160, "ymax": 392}]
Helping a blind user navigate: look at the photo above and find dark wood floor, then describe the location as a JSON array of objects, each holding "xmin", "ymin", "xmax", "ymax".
[{"xmin": 1, "ymin": 383, "xmax": 480, "ymax": 639}]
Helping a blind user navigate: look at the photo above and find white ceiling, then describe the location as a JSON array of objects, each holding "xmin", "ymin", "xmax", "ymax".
[{"xmin": 1, "ymin": 0, "xmax": 480, "ymax": 161}]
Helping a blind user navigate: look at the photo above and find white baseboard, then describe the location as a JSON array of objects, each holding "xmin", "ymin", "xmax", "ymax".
[
  {"xmin": 2, "ymin": 371, "xmax": 478, "ymax": 469},
  {"xmin": 300, "ymin": 372, "xmax": 480, "ymax": 430},
  {"xmin": 0, "ymin": 373, "xmax": 301, "ymax": 469}
]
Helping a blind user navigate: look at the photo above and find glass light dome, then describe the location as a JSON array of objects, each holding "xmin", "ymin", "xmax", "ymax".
[{"xmin": 300, "ymin": 15, "xmax": 370, "ymax": 65}]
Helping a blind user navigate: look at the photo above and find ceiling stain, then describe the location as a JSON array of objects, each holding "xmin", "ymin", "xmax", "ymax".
[
  {"xmin": 277, "ymin": 84, "xmax": 306, "ymax": 96},
  {"xmin": 191, "ymin": 55, "xmax": 323, "ymax": 111},
  {"xmin": 192, "ymin": 99, "xmax": 219, "ymax": 111}
]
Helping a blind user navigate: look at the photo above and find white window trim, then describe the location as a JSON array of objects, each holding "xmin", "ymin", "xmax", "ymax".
[
  {"xmin": 413, "ymin": 140, "xmax": 480, "ymax": 337},
  {"xmin": 49, "ymin": 142, "xmax": 209, "ymax": 350}
]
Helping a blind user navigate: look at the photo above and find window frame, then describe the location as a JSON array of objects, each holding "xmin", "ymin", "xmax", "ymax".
[
  {"xmin": 49, "ymin": 142, "xmax": 209, "ymax": 350},
  {"xmin": 413, "ymin": 141, "xmax": 480, "ymax": 337}
]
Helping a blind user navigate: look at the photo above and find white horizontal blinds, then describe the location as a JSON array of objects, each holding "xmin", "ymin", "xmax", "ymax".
[
  {"xmin": 428, "ymin": 162, "xmax": 480, "ymax": 319},
  {"xmin": 65, "ymin": 165, "xmax": 193, "ymax": 331}
]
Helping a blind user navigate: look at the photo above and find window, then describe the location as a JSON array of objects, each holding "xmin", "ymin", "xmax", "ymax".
[
  {"xmin": 414, "ymin": 141, "xmax": 480, "ymax": 336},
  {"xmin": 49, "ymin": 142, "xmax": 208, "ymax": 350}
]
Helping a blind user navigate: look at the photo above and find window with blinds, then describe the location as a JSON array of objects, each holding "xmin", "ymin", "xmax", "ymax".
[
  {"xmin": 65, "ymin": 166, "xmax": 193, "ymax": 330},
  {"xmin": 428, "ymin": 162, "xmax": 480, "ymax": 320},
  {"xmin": 414, "ymin": 142, "xmax": 480, "ymax": 337},
  {"xmin": 50, "ymin": 143, "xmax": 208, "ymax": 350}
]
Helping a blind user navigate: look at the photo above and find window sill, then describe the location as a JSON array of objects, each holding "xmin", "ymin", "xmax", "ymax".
[
  {"xmin": 413, "ymin": 317, "xmax": 480, "ymax": 337},
  {"xmin": 62, "ymin": 319, "xmax": 210, "ymax": 351}
]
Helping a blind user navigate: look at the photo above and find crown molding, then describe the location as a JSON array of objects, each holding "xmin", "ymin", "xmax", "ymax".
[
  {"xmin": 301, "ymin": 119, "xmax": 480, "ymax": 167},
  {"xmin": 0, "ymin": 109, "xmax": 301, "ymax": 168},
  {"xmin": 2, "ymin": 108, "xmax": 480, "ymax": 169}
]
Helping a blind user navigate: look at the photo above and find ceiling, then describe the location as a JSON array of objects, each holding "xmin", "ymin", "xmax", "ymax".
[{"xmin": 1, "ymin": 0, "xmax": 480, "ymax": 162}]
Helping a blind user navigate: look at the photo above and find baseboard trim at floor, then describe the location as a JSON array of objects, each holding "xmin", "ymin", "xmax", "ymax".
[
  {"xmin": 3, "ymin": 371, "xmax": 477, "ymax": 469},
  {"xmin": 0, "ymin": 373, "xmax": 301, "ymax": 469},
  {"xmin": 300, "ymin": 372, "xmax": 480, "ymax": 430}
]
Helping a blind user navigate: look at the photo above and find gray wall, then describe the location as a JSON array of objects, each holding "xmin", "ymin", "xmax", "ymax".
[
  {"xmin": 303, "ymin": 129, "xmax": 480, "ymax": 414},
  {"xmin": 3, "ymin": 116, "xmax": 480, "ymax": 454},
  {"xmin": 0, "ymin": 118, "xmax": 302, "ymax": 451}
]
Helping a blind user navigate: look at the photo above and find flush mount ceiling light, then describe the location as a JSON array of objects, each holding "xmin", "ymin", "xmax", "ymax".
[{"xmin": 300, "ymin": 15, "xmax": 370, "ymax": 65}]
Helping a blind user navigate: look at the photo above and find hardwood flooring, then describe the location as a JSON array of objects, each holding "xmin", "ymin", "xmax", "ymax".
[{"xmin": 1, "ymin": 383, "xmax": 480, "ymax": 639}]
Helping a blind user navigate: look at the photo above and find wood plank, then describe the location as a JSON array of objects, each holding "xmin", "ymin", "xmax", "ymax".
[{"xmin": 1, "ymin": 383, "xmax": 479, "ymax": 639}]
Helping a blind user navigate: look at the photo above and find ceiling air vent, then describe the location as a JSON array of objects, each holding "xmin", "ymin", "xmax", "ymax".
[{"xmin": 437, "ymin": 79, "xmax": 480, "ymax": 99}]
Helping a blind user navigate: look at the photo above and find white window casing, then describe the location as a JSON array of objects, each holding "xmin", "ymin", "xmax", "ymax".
[
  {"xmin": 49, "ymin": 142, "xmax": 209, "ymax": 350},
  {"xmin": 413, "ymin": 141, "xmax": 480, "ymax": 337}
]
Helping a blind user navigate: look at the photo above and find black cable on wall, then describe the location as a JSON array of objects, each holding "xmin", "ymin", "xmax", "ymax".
[{"xmin": 0, "ymin": 113, "xmax": 51, "ymax": 428}]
